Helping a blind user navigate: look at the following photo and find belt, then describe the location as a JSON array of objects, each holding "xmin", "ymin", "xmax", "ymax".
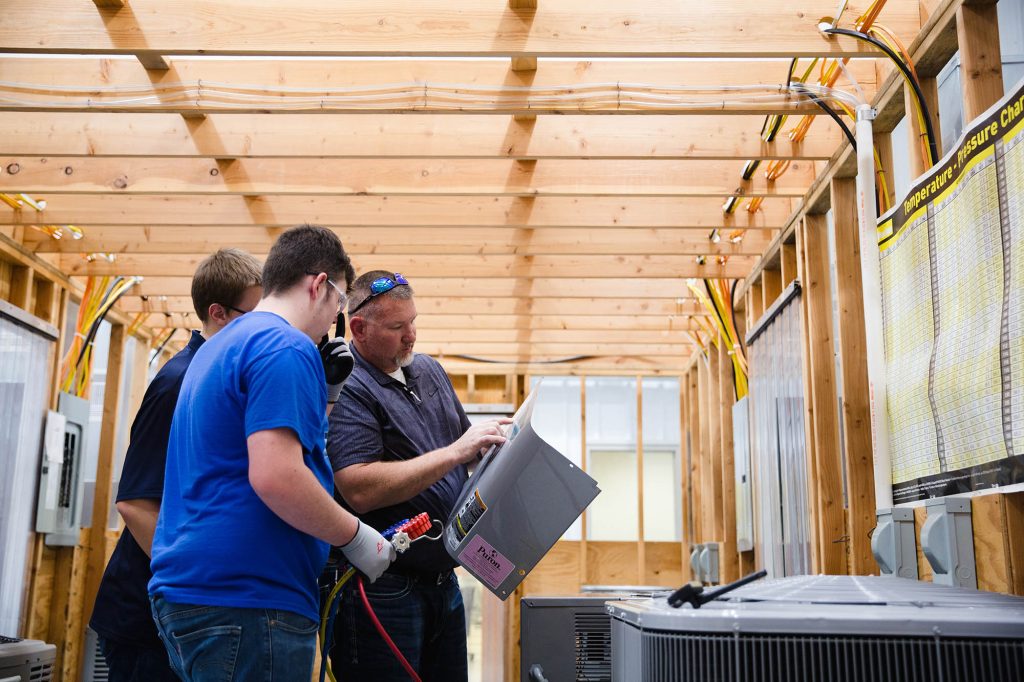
[{"xmin": 386, "ymin": 566, "xmax": 454, "ymax": 586}]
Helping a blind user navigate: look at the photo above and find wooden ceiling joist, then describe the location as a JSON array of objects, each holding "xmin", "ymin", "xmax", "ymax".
[
  {"xmin": 0, "ymin": 157, "xmax": 816, "ymax": 197},
  {"xmin": 115, "ymin": 276, "xmax": 712, "ymax": 299},
  {"xmin": 141, "ymin": 311, "xmax": 708, "ymax": 331},
  {"xmin": 60, "ymin": 253, "xmax": 756, "ymax": 279},
  {"xmin": 23, "ymin": 226, "xmax": 773, "ymax": 256},
  {"xmin": 0, "ymin": 195, "xmax": 793, "ymax": 229},
  {"xmin": 2, "ymin": 1, "xmax": 920, "ymax": 58},
  {"xmin": 120, "ymin": 296, "xmax": 708, "ymax": 318},
  {"xmin": 0, "ymin": 113, "xmax": 845, "ymax": 161},
  {"xmin": 0, "ymin": 57, "xmax": 878, "ymax": 115}
]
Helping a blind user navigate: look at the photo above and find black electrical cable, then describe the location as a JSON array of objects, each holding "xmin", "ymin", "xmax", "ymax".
[
  {"xmin": 149, "ymin": 329, "xmax": 177, "ymax": 366},
  {"xmin": 824, "ymin": 27, "xmax": 938, "ymax": 166},
  {"xmin": 791, "ymin": 82, "xmax": 857, "ymax": 151},
  {"xmin": 730, "ymin": 279, "xmax": 745, "ymax": 357}
]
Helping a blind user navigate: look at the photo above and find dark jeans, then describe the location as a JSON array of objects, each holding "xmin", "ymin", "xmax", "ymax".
[
  {"xmin": 150, "ymin": 595, "xmax": 317, "ymax": 682},
  {"xmin": 98, "ymin": 635, "xmax": 180, "ymax": 682},
  {"xmin": 330, "ymin": 571, "xmax": 468, "ymax": 682}
]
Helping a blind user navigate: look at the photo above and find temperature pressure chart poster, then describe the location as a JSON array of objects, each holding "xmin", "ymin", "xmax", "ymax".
[{"xmin": 877, "ymin": 78, "xmax": 1024, "ymax": 503}]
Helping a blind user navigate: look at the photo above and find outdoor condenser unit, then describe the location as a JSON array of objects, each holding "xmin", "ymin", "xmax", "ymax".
[
  {"xmin": 0, "ymin": 635, "xmax": 56, "ymax": 682},
  {"xmin": 607, "ymin": 575, "xmax": 1024, "ymax": 682},
  {"xmin": 444, "ymin": 387, "xmax": 600, "ymax": 600},
  {"xmin": 520, "ymin": 591, "xmax": 670, "ymax": 682},
  {"xmin": 35, "ymin": 392, "xmax": 90, "ymax": 547}
]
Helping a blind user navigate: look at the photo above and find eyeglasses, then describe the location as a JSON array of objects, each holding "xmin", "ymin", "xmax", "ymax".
[
  {"xmin": 349, "ymin": 273, "xmax": 410, "ymax": 315},
  {"xmin": 325, "ymin": 278, "xmax": 348, "ymax": 312},
  {"xmin": 306, "ymin": 272, "xmax": 348, "ymax": 312},
  {"xmin": 221, "ymin": 303, "xmax": 251, "ymax": 316}
]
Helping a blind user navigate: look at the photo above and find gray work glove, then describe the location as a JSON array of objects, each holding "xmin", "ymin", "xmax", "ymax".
[
  {"xmin": 340, "ymin": 520, "xmax": 396, "ymax": 582},
  {"xmin": 319, "ymin": 336, "xmax": 354, "ymax": 403}
]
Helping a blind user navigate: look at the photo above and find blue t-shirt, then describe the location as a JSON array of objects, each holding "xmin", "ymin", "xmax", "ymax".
[
  {"xmin": 149, "ymin": 312, "xmax": 333, "ymax": 621},
  {"xmin": 328, "ymin": 345, "xmax": 471, "ymax": 573},
  {"xmin": 90, "ymin": 331, "xmax": 204, "ymax": 647}
]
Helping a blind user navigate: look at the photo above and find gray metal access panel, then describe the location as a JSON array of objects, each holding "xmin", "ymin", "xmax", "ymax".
[{"xmin": 444, "ymin": 389, "xmax": 600, "ymax": 599}]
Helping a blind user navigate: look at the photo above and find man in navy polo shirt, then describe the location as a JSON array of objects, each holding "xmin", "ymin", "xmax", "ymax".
[
  {"xmin": 89, "ymin": 248, "xmax": 263, "ymax": 681},
  {"xmin": 148, "ymin": 226, "xmax": 395, "ymax": 682},
  {"xmin": 328, "ymin": 270, "xmax": 510, "ymax": 681}
]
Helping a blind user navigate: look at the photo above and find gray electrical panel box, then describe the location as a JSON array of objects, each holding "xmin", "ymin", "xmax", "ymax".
[
  {"xmin": 444, "ymin": 387, "xmax": 600, "ymax": 600},
  {"xmin": 922, "ymin": 496, "xmax": 977, "ymax": 588},
  {"xmin": 872, "ymin": 507, "xmax": 918, "ymax": 579},
  {"xmin": 35, "ymin": 392, "xmax": 90, "ymax": 547}
]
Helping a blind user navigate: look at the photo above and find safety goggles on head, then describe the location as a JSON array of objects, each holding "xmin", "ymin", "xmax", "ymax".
[{"xmin": 349, "ymin": 273, "xmax": 410, "ymax": 315}]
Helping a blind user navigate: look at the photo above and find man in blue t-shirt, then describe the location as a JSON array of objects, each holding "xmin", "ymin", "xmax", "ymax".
[
  {"xmin": 148, "ymin": 226, "xmax": 395, "ymax": 682},
  {"xmin": 89, "ymin": 248, "xmax": 263, "ymax": 682},
  {"xmin": 328, "ymin": 270, "xmax": 510, "ymax": 681}
]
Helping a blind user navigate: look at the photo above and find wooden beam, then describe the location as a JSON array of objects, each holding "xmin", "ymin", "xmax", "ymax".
[
  {"xmin": 796, "ymin": 218, "xmax": 822, "ymax": 572},
  {"xmin": 905, "ymin": 76, "xmax": 941, "ymax": 178},
  {"xmin": 510, "ymin": 56, "xmax": 538, "ymax": 71},
  {"xmin": 797, "ymin": 214, "xmax": 846, "ymax": 575},
  {"xmin": 761, "ymin": 267, "xmax": 782, "ymax": 311},
  {"xmin": 636, "ymin": 376, "xmax": 645, "ymax": 580},
  {"xmin": 830, "ymin": 177, "xmax": 877, "ymax": 575},
  {"xmin": 680, "ymin": 374, "xmax": 692, "ymax": 578},
  {"xmin": 60, "ymin": 253, "xmax": 756, "ymax": 279},
  {"xmin": 135, "ymin": 51, "xmax": 170, "ymax": 70},
  {"xmin": 717, "ymin": 331, "xmax": 738, "ymax": 583},
  {"xmin": 874, "ymin": 130, "xmax": 896, "ymax": 210},
  {"xmin": 0, "ymin": 1, "xmax": 921, "ymax": 57},
  {"xmin": 83, "ymin": 323, "xmax": 126, "ymax": 625},
  {"xmin": 1, "ymin": 195, "xmax": 794, "ymax": 230},
  {"xmin": 0, "ymin": 112, "xmax": 846, "ymax": 160},
  {"xmin": 1, "ymin": 157, "xmax": 816, "ymax": 197},
  {"xmin": 0, "ymin": 56, "xmax": 879, "ymax": 116},
  {"xmin": 92, "ymin": 0, "xmax": 125, "ymax": 8},
  {"xmin": 121, "ymin": 276, "xmax": 711, "ymax": 299},
  {"xmin": 143, "ymin": 312, "xmax": 708, "ymax": 332},
  {"xmin": 707, "ymin": 344, "xmax": 723, "ymax": 555},
  {"xmin": 25, "ymin": 226, "xmax": 774, "ymax": 256},
  {"xmin": 123, "ymin": 296, "xmax": 708, "ymax": 317},
  {"xmin": 438, "ymin": 358, "xmax": 691, "ymax": 376},
  {"xmin": 8, "ymin": 264, "xmax": 33, "ymax": 311},
  {"xmin": 780, "ymin": 242, "xmax": 798, "ymax": 287},
  {"xmin": 956, "ymin": 1, "xmax": 1004, "ymax": 121},
  {"xmin": 697, "ymin": 357, "xmax": 711, "ymax": 543}
]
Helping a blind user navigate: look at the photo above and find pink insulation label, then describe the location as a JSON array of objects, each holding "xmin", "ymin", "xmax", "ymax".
[{"xmin": 459, "ymin": 535, "xmax": 515, "ymax": 589}]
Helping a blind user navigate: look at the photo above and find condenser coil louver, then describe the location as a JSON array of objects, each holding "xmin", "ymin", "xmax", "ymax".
[
  {"xmin": 607, "ymin": 575, "xmax": 1024, "ymax": 682},
  {"xmin": 0, "ymin": 635, "xmax": 56, "ymax": 682}
]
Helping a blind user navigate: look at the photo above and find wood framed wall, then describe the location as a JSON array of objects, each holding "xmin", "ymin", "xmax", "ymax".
[{"xmin": 727, "ymin": 0, "xmax": 1024, "ymax": 594}]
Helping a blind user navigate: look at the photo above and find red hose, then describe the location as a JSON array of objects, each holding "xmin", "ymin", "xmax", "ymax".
[{"xmin": 356, "ymin": 575, "xmax": 422, "ymax": 682}]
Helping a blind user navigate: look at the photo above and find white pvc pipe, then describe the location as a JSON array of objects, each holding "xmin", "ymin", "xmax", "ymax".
[{"xmin": 855, "ymin": 104, "xmax": 893, "ymax": 509}]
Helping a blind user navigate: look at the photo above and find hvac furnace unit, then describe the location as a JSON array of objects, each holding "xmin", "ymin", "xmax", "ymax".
[
  {"xmin": 0, "ymin": 635, "xmax": 56, "ymax": 682},
  {"xmin": 444, "ymin": 388, "xmax": 600, "ymax": 599},
  {"xmin": 35, "ymin": 392, "xmax": 90, "ymax": 547},
  {"xmin": 608, "ymin": 575, "xmax": 1024, "ymax": 682}
]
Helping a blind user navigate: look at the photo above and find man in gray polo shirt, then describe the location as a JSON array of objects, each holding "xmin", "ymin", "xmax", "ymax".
[{"xmin": 327, "ymin": 270, "xmax": 509, "ymax": 681}]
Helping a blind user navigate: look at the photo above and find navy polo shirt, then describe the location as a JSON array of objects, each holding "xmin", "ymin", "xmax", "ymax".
[
  {"xmin": 89, "ymin": 330, "xmax": 204, "ymax": 648},
  {"xmin": 328, "ymin": 345, "xmax": 471, "ymax": 573}
]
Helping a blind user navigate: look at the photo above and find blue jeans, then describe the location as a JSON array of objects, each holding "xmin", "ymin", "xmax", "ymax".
[
  {"xmin": 150, "ymin": 595, "xmax": 317, "ymax": 682},
  {"xmin": 330, "ymin": 571, "xmax": 467, "ymax": 682},
  {"xmin": 98, "ymin": 635, "xmax": 180, "ymax": 682}
]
